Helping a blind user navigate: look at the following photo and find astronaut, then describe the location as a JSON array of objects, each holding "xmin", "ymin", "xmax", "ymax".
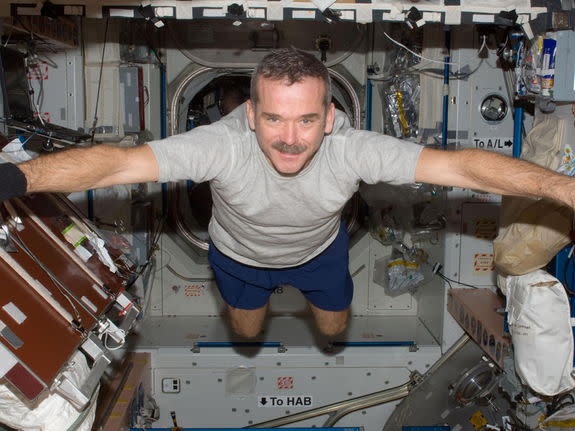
[{"xmin": 2, "ymin": 48, "xmax": 573, "ymax": 338}]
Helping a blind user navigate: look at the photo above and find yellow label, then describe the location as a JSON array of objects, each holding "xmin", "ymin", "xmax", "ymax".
[
  {"xmin": 469, "ymin": 410, "xmax": 488, "ymax": 430},
  {"xmin": 387, "ymin": 259, "xmax": 419, "ymax": 269}
]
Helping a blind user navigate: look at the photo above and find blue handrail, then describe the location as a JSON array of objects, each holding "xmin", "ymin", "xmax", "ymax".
[
  {"xmin": 331, "ymin": 341, "xmax": 415, "ymax": 347},
  {"xmin": 195, "ymin": 342, "xmax": 283, "ymax": 348},
  {"xmin": 160, "ymin": 63, "xmax": 168, "ymax": 215}
]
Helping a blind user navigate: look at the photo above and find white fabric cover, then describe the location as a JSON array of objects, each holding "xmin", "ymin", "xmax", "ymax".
[
  {"xmin": 499, "ymin": 270, "xmax": 575, "ymax": 396},
  {"xmin": 0, "ymin": 352, "xmax": 97, "ymax": 431}
]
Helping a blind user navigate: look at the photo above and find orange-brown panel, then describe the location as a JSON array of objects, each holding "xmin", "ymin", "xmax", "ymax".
[
  {"xmin": 6, "ymin": 200, "xmax": 112, "ymax": 326},
  {"xmin": 22, "ymin": 194, "xmax": 129, "ymax": 294},
  {"xmin": 0, "ymin": 193, "xmax": 137, "ymax": 401},
  {"xmin": 0, "ymin": 258, "xmax": 82, "ymax": 384}
]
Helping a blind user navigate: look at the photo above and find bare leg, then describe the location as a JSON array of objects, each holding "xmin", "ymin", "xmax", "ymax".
[
  {"xmin": 308, "ymin": 302, "xmax": 349, "ymax": 336},
  {"xmin": 227, "ymin": 303, "xmax": 269, "ymax": 338}
]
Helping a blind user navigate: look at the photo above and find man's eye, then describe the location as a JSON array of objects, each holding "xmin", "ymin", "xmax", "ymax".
[
  {"xmin": 301, "ymin": 119, "xmax": 311, "ymax": 125},
  {"xmin": 267, "ymin": 117, "xmax": 279, "ymax": 122}
]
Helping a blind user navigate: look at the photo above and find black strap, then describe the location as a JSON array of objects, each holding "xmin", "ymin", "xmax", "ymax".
[{"xmin": 0, "ymin": 162, "xmax": 28, "ymax": 202}]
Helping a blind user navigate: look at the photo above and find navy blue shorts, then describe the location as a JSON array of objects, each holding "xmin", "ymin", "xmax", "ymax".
[{"xmin": 208, "ymin": 224, "xmax": 353, "ymax": 311}]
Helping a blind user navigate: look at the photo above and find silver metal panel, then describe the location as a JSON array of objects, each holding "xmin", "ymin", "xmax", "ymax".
[
  {"xmin": 439, "ymin": 25, "xmax": 512, "ymax": 348},
  {"xmin": 152, "ymin": 366, "xmax": 409, "ymax": 428},
  {"xmin": 451, "ymin": 27, "xmax": 514, "ymax": 154},
  {"xmin": 383, "ymin": 338, "xmax": 511, "ymax": 431},
  {"xmin": 119, "ymin": 65, "xmax": 142, "ymax": 133},
  {"xmin": 143, "ymin": 343, "xmax": 441, "ymax": 430},
  {"xmin": 132, "ymin": 314, "xmax": 439, "ymax": 348},
  {"xmin": 27, "ymin": 49, "xmax": 84, "ymax": 130},
  {"xmin": 65, "ymin": 49, "xmax": 85, "ymax": 131},
  {"xmin": 416, "ymin": 230, "xmax": 448, "ymax": 346},
  {"xmin": 553, "ymin": 29, "xmax": 575, "ymax": 102}
]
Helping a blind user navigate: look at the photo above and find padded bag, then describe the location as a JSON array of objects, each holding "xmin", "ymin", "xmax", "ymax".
[
  {"xmin": 493, "ymin": 115, "xmax": 572, "ymax": 276},
  {"xmin": 499, "ymin": 270, "xmax": 575, "ymax": 396},
  {"xmin": 493, "ymin": 197, "xmax": 572, "ymax": 275}
]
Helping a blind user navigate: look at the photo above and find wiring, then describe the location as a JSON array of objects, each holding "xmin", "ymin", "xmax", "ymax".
[
  {"xmin": 411, "ymin": 59, "xmax": 485, "ymax": 80},
  {"xmin": 383, "ymin": 31, "xmax": 459, "ymax": 66},
  {"xmin": 21, "ymin": 49, "xmax": 47, "ymax": 127},
  {"xmin": 34, "ymin": 62, "xmax": 45, "ymax": 111},
  {"xmin": 8, "ymin": 229, "xmax": 84, "ymax": 324},
  {"xmin": 166, "ymin": 263, "xmax": 202, "ymax": 282},
  {"xmin": 112, "ymin": 253, "xmax": 137, "ymax": 280},
  {"xmin": 143, "ymin": 86, "xmax": 150, "ymax": 107},
  {"xmin": 34, "ymin": 50, "xmax": 58, "ymax": 69},
  {"xmin": 90, "ymin": 17, "xmax": 110, "ymax": 143},
  {"xmin": 377, "ymin": 32, "xmax": 490, "ymax": 82},
  {"xmin": 547, "ymin": 393, "xmax": 575, "ymax": 416},
  {"xmin": 439, "ymin": 272, "xmax": 479, "ymax": 289},
  {"xmin": 139, "ymin": 21, "xmax": 163, "ymax": 66},
  {"xmin": 414, "ymin": 36, "xmax": 488, "ymax": 79},
  {"xmin": 431, "ymin": 262, "xmax": 479, "ymax": 289},
  {"xmin": 14, "ymin": 16, "xmax": 53, "ymax": 49},
  {"xmin": 437, "ymin": 272, "xmax": 453, "ymax": 289},
  {"xmin": 368, "ymin": 23, "xmax": 376, "ymax": 72},
  {"xmin": 102, "ymin": 327, "xmax": 126, "ymax": 351},
  {"xmin": 126, "ymin": 214, "xmax": 165, "ymax": 289},
  {"xmin": 26, "ymin": 52, "xmax": 46, "ymax": 119},
  {"xmin": 478, "ymin": 34, "xmax": 488, "ymax": 56},
  {"xmin": 128, "ymin": 214, "xmax": 166, "ymax": 318},
  {"xmin": 2, "ymin": 19, "xmax": 15, "ymax": 47}
]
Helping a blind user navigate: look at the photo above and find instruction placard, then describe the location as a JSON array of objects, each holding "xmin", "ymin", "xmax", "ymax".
[
  {"xmin": 473, "ymin": 253, "xmax": 494, "ymax": 273},
  {"xmin": 258, "ymin": 395, "xmax": 313, "ymax": 407},
  {"xmin": 474, "ymin": 217, "xmax": 497, "ymax": 240},
  {"xmin": 473, "ymin": 137, "xmax": 513, "ymax": 155}
]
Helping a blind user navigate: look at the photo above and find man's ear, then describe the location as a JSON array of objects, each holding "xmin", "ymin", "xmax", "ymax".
[
  {"xmin": 324, "ymin": 102, "xmax": 336, "ymax": 134},
  {"xmin": 246, "ymin": 99, "xmax": 256, "ymax": 131}
]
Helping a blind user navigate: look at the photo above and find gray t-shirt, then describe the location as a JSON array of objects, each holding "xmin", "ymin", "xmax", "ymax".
[{"xmin": 148, "ymin": 105, "xmax": 423, "ymax": 268}]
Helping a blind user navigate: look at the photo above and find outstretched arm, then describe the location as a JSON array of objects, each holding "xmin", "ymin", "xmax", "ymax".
[
  {"xmin": 17, "ymin": 144, "xmax": 159, "ymax": 193},
  {"xmin": 415, "ymin": 147, "xmax": 575, "ymax": 207}
]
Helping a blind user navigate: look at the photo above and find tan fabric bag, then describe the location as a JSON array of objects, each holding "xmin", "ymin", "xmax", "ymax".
[
  {"xmin": 494, "ymin": 197, "xmax": 572, "ymax": 275},
  {"xmin": 493, "ymin": 115, "xmax": 573, "ymax": 276}
]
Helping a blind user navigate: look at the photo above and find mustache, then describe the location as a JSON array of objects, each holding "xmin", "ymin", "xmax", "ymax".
[{"xmin": 271, "ymin": 141, "xmax": 307, "ymax": 155}]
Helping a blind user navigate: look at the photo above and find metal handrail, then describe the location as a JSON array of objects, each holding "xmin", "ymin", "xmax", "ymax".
[{"xmin": 250, "ymin": 335, "xmax": 471, "ymax": 428}]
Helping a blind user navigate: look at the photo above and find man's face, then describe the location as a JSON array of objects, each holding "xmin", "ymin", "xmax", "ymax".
[{"xmin": 246, "ymin": 76, "xmax": 335, "ymax": 176}]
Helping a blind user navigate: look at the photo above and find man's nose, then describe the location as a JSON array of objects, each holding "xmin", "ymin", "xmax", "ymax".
[{"xmin": 280, "ymin": 122, "xmax": 298, "ymax": 145}]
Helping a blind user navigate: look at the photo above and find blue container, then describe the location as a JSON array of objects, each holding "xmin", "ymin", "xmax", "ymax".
[
  {"xmin": 541, "ymin": 38, "xmax": 557, "ymax": 97},
  {"xmin": 403, "ymin": 427, "xmax": 450, "ymax": 431}
]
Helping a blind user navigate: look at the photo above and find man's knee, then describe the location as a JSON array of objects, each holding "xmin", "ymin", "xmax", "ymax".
[
  {"xmin": 230, "ymin": 319, "xmax": 262, "ymax": 338},
  {"xmin": 310, "ymin": 305, "xmax": 349, "ymax": 336},
  {"xmin": 227, "ymin": 304, "xmax": 268, "ymax": 338},
  {"xmin": 316, "ymin": 318, "xmax": 348, "ymax": 336}
]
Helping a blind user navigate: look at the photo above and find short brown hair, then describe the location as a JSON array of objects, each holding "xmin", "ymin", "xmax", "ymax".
[{"xmin": 250, "ymin": 48, "xmax": 332, "ymax": 107}]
